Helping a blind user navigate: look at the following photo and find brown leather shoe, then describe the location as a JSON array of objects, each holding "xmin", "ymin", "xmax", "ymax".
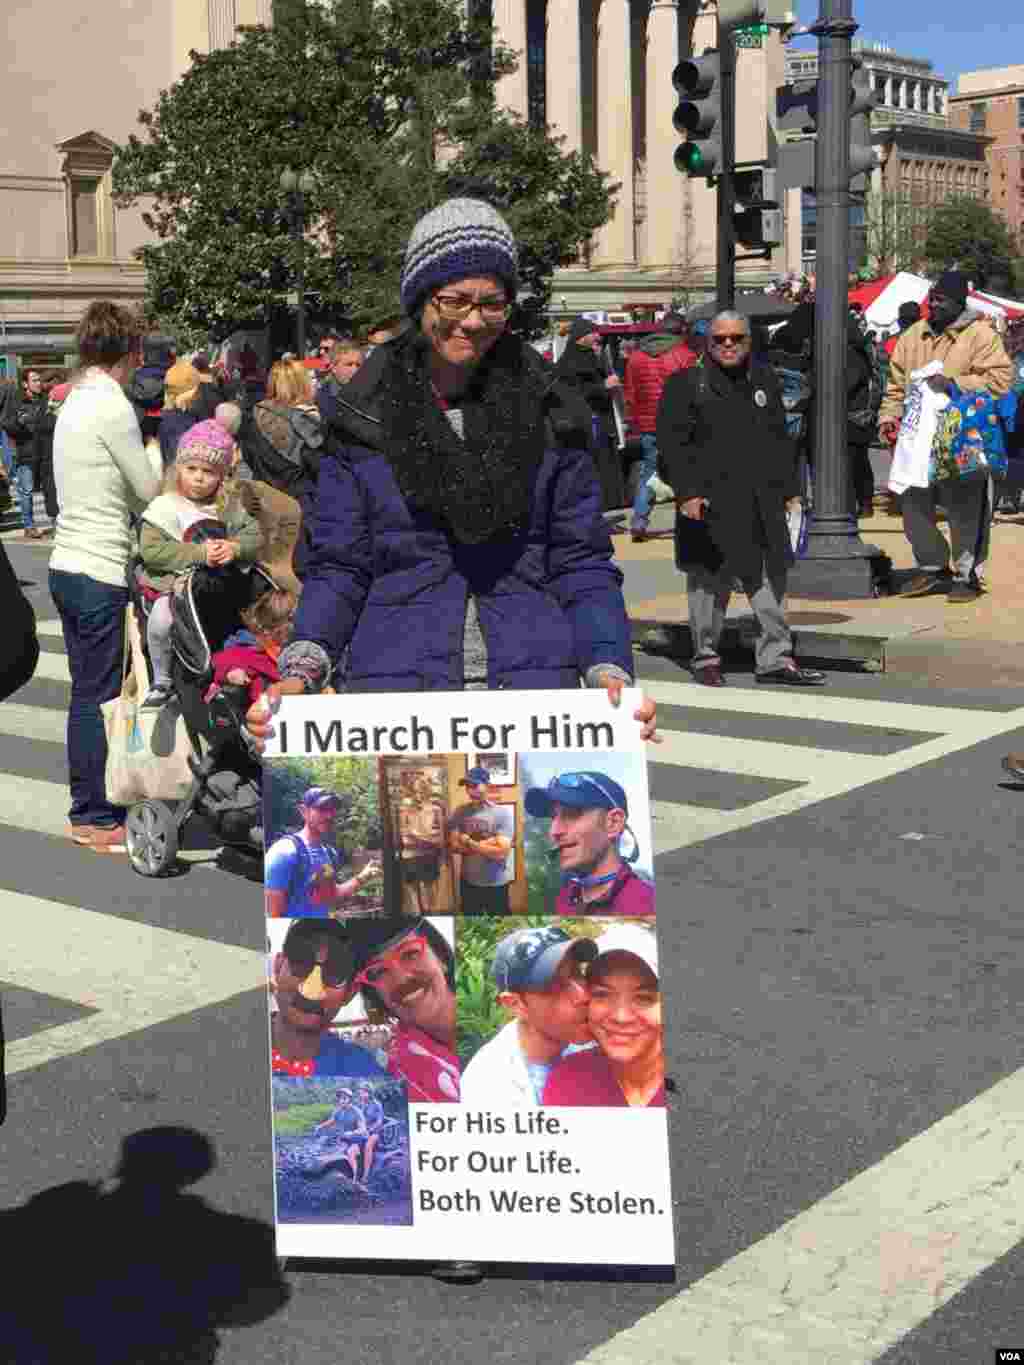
[{"xmin": 692, "ymin": 664, "xmax": 725, "ymax": 687}]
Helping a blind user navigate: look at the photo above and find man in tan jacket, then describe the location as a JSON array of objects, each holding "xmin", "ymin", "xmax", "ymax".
[{"xmin": 879, "ymin": 270, "xmax": 1013, "ymax": 602}]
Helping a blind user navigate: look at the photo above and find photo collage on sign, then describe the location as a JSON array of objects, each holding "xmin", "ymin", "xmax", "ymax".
[{"xmin": 263, "ymin": 749, "xmax": 661, "ymax": 1229}]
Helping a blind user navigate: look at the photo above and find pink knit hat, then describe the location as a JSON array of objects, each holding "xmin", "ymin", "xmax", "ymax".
[{"xmin": 176, "ymin": 418, "xmax": 235, "ymax": 472}]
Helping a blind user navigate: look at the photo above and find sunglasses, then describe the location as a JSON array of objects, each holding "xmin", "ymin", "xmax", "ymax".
[
  {"xmin": 283, "ymin": 945, "xmax": 353, "ymax": 990},
  {"xmin": 353, "ymin": 931, "xmax": 429, "ymax": 990},
  {"xmin": 709, "ymin": 333, "xmax": 750, "ymax": 346},
  {"xmin": 549, "ymin": 772, "xmax": 624, "ymax": 812}
]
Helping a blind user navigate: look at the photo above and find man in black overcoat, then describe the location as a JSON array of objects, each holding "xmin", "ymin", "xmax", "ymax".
[{"xmin": 656, "ymin": 309, "xmax": 825, "ymax": 687}]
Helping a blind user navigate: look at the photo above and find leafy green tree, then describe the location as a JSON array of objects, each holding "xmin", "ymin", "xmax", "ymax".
[
  {"xmin": 112, "ymin": 0, "xmax": 615, "ymax": 339},
  {"xmin": 863, "ymin": 190, "xmax": 927, "ymax": 275},
  {"xmin": 923, "ymin": 196, "xmax": 1020, "ymax": 291}
]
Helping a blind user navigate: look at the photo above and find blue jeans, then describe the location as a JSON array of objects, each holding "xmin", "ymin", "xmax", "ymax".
[
  {"xmin": 631, "ymin": 433, "xmax": 659, "ymax": 527},
  {"xmin": 49, "ymin": 569, "xmax": 129, "ymax": 828},
  {"xmin": 14, "ymin": 463, "xmax": 34, "ymax": 529},
  {"xmin": 0, "ymin": 433, "xmax": 13, "ymax": 477}
]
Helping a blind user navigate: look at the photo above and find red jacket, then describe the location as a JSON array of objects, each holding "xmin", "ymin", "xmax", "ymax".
[
  {"xmin": 624, "ymin": 340, "xmax": 696, "ymax": 434},
  {"xmin": 210, "ymin": 640, "xmax": 280, "ymax": 703}
]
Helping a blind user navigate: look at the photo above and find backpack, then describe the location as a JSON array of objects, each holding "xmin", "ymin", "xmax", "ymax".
[
  {"xmin": 848, "ymin": 346, "xmax": 884, "ymax": 432},
  {"xmin": 239, "ymin": 409, "xmax": 322, "ymax": 499},
  {"xmin": 283, "ymin": 833, "xmax": 341, "ymax": 908}
]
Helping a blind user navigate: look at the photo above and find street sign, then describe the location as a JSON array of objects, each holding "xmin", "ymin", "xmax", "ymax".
[{"xmin": 735, "ymin": 22, "xmax": 769, "ymax": 48}]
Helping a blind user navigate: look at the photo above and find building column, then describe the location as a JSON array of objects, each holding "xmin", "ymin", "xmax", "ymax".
[
  {"xmin": 547, "ymin": 0, "xmax": 582, "ymax": 150},
  {"xmin": 208, "ymin": 0, "xmax": 238, "ymax": 49},
  {"xmin": 644, "ymin": 1, "xmax": 687, "ymax": 269},
  {"xmin": 592, "ymin": 0, "xmax": 635, "ymax": 266},
  {"xmin": 494, "ymin": 0, "xmax": 529, "ymax": 120}
]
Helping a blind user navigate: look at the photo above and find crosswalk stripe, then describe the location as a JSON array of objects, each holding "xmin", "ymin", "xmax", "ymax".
[
  {"xmin": 654, "ymin": 727, "xmax": 869, "ymax": 784},
  {"xmin": 37, "ymin": 620, "xmax": 64, "ymax": 638},
  {"xmin": 0, "ymin": 703, "xmax": 67, "ymax": 745},
  {"xmin": 651, "ymin": 798, "xmax": 752, "ymax": 852},
  {"xmin": 651, "ymin": 703, "xmax": 1024, "ymax": 854},
  {"xmin": 0, "ymin": 772, "xmax": 78, "ymax": 839},
  {"xmin": 642, "ymin": 676, "xmax": 1003, "ymax": 734},
  {"xmin": 0, "ymin": 769, "xmax": 219, "ymax": 870},
  {"xmin": 31, "ymin": 651, "xmax": 70, "ymax": 684},
  {"xmin": 3, "ymin": 889, "xmax": 264, "ymax": 1076},
  {"xmin": 581, "ymin": 1064, "xmax": 1024, "ymax": 1365}
]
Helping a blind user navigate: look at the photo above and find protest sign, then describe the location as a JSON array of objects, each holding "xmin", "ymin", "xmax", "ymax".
[{"xmin": 263, "ymin": 689, "xmax": 674, "ymax": 1268}]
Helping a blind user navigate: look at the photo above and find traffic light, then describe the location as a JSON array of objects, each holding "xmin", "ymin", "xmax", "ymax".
[
  {"xmin": 776, "ymin": 80, "xmax": 819, "ymax": 192},
  {"xmin": 732, "ymin": 166, "xmax": 783, "ymax": 249},
  {"xmin": 849, "ymin": 60, "xmax": 881, "ymax": 186},
  {"xmin": 673, "ymin": 51, "xmax": 723, "ymax": 180}
]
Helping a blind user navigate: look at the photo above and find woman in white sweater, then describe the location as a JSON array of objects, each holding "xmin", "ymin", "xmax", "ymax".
[{"xmin": 50, "ymin": 302, "xmax": 162, "ymax": 852}]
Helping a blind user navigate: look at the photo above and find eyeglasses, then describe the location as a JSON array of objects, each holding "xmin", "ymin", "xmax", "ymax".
[
  {"xmin": 549, "ymin": 772, "xmax": 623, "ymax": 812},
  {"xmin": 431, "ymin": 294, "xmax": 511, "ymax": 323},
  {"xmin": 353, "ymin": 931, "xmax": 429, "ymax": 990},
  {"xmin": 709, "ymin": 332, "xmax": 750, "ymax": 347}
]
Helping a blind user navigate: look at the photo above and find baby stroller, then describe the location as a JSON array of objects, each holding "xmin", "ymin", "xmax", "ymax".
[{"xmin": 124, "ymin": 560, "xmax": 277, "ymax": 878}]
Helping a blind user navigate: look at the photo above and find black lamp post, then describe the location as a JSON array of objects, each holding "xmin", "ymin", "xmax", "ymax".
[{"xmin": 280, "ymin": 168, "xmax": 315, "ymax": 358}]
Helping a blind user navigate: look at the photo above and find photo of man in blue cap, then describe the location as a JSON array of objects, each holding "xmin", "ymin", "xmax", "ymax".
[
  {"xmin": 524, "ymin": 771, "xmax": 654, "ymax": 917},
  {"xmin": 265, "ymin": 787, "xmax": 380, "ymax": 919},
  {"xmin": 460, "ymin": 925, "xmax": 598, "ymax": 1106},
  {"xmin": 447, "ymin": 768, "xmax": 515, "ymax": 914}
]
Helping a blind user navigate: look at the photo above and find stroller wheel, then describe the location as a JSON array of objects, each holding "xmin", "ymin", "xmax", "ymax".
[{"xmin": 126, "ymin": 800, "xmax": 180, "ymax": 877}]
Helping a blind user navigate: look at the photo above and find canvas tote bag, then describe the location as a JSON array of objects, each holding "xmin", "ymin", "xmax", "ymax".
[{"xmin": 101, "ymin": 605, "xmax": 194, "ymax": 804}]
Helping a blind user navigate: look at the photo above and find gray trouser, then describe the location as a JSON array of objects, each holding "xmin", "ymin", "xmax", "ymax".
[
  {"xmin": 687, "ymin": 564, "xmax": 793, "ymax": 674},
  {"xmin": 901, "ymin": 477, "xmax": 990, "ymax": 584}
]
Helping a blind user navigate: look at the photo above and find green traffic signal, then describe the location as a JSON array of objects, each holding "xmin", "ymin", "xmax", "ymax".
[
  {"xmin": 673, "ymin": 50, "xmax": 723, "ymax": 179},
  {"xmin": 674, "ymin": 143, "xmax": 708, "ymax": 175}
]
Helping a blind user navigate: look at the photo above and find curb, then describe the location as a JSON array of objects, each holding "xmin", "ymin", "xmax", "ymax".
[{"xmin": 630, "ymin": 616, "xmax": 888, "ymax": 671}]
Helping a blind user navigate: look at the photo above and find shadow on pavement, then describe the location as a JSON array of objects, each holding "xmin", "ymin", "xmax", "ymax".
[{"xmin": 0, "ymin": 1126, "xmax": 289, "ymax": 1363}]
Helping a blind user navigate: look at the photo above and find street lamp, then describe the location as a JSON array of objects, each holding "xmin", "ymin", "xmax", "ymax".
[{"xmin": 280, "ymin": 168, "xmax": 315, "ymax": 359}]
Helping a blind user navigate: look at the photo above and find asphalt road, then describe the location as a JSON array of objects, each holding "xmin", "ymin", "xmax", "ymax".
[{"xmin": 2, "ymin": 536, "xmax": 1024, "ymax": 1365}]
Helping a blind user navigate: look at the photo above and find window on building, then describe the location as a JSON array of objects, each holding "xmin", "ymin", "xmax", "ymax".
[
  {"xmin": 525, "ymin": 0, "xmax": 547, "ymax": 130},
  {"xmin": 57, "ymin": 132, "xmax": 117, "ymax": 261},
  {"xmin": 969, "ymin": 102, "xmax": 987, "ymax": 132},
  {"xmin": 1018, "ymin": 96, "xmax": 1024, "ymax": 128},
  {"xmin": 70, "ymin": 179, "xmax": 100, "ymax": 256}
]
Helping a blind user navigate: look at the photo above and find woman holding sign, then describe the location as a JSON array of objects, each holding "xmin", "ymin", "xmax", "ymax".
[{"xmin": 248, "ymin": 198, "xmax": 655, "ymax": 739}]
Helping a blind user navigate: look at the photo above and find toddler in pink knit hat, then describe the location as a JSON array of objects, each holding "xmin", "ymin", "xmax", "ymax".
[{"xmin": 137, "ymin": 413, "xmax": 263, "ymax": 708}]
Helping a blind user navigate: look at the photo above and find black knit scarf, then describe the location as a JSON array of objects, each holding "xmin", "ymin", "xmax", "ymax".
[{"xmin": 377, "ymin": 329, "xmax": 549, "ymax": 545}]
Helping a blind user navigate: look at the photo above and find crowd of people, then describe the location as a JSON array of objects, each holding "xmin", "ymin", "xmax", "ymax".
[
  {"xmin": 22, "ymin": 196, "xmax": 654, "ymax": 859},
  {"xmin": 11, "ymin": 183, "xmax": 1024, "ymax": 849}
]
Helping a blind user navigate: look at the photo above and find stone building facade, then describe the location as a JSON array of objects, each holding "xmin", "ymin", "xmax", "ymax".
[
  {"xmin": 491, "ymin": 1, "xmax": 792, "ymax": 314},
  {"xmin": 0, "ymin": 0, "xmax": 271, "ymax": 375},
  {"xmin": 948, "ymin": 66, "xmax": 1024, "ymax": 242},
  {"xmin": 785, "ymin": 41, "xmax": 949, "ymax": 133}
]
